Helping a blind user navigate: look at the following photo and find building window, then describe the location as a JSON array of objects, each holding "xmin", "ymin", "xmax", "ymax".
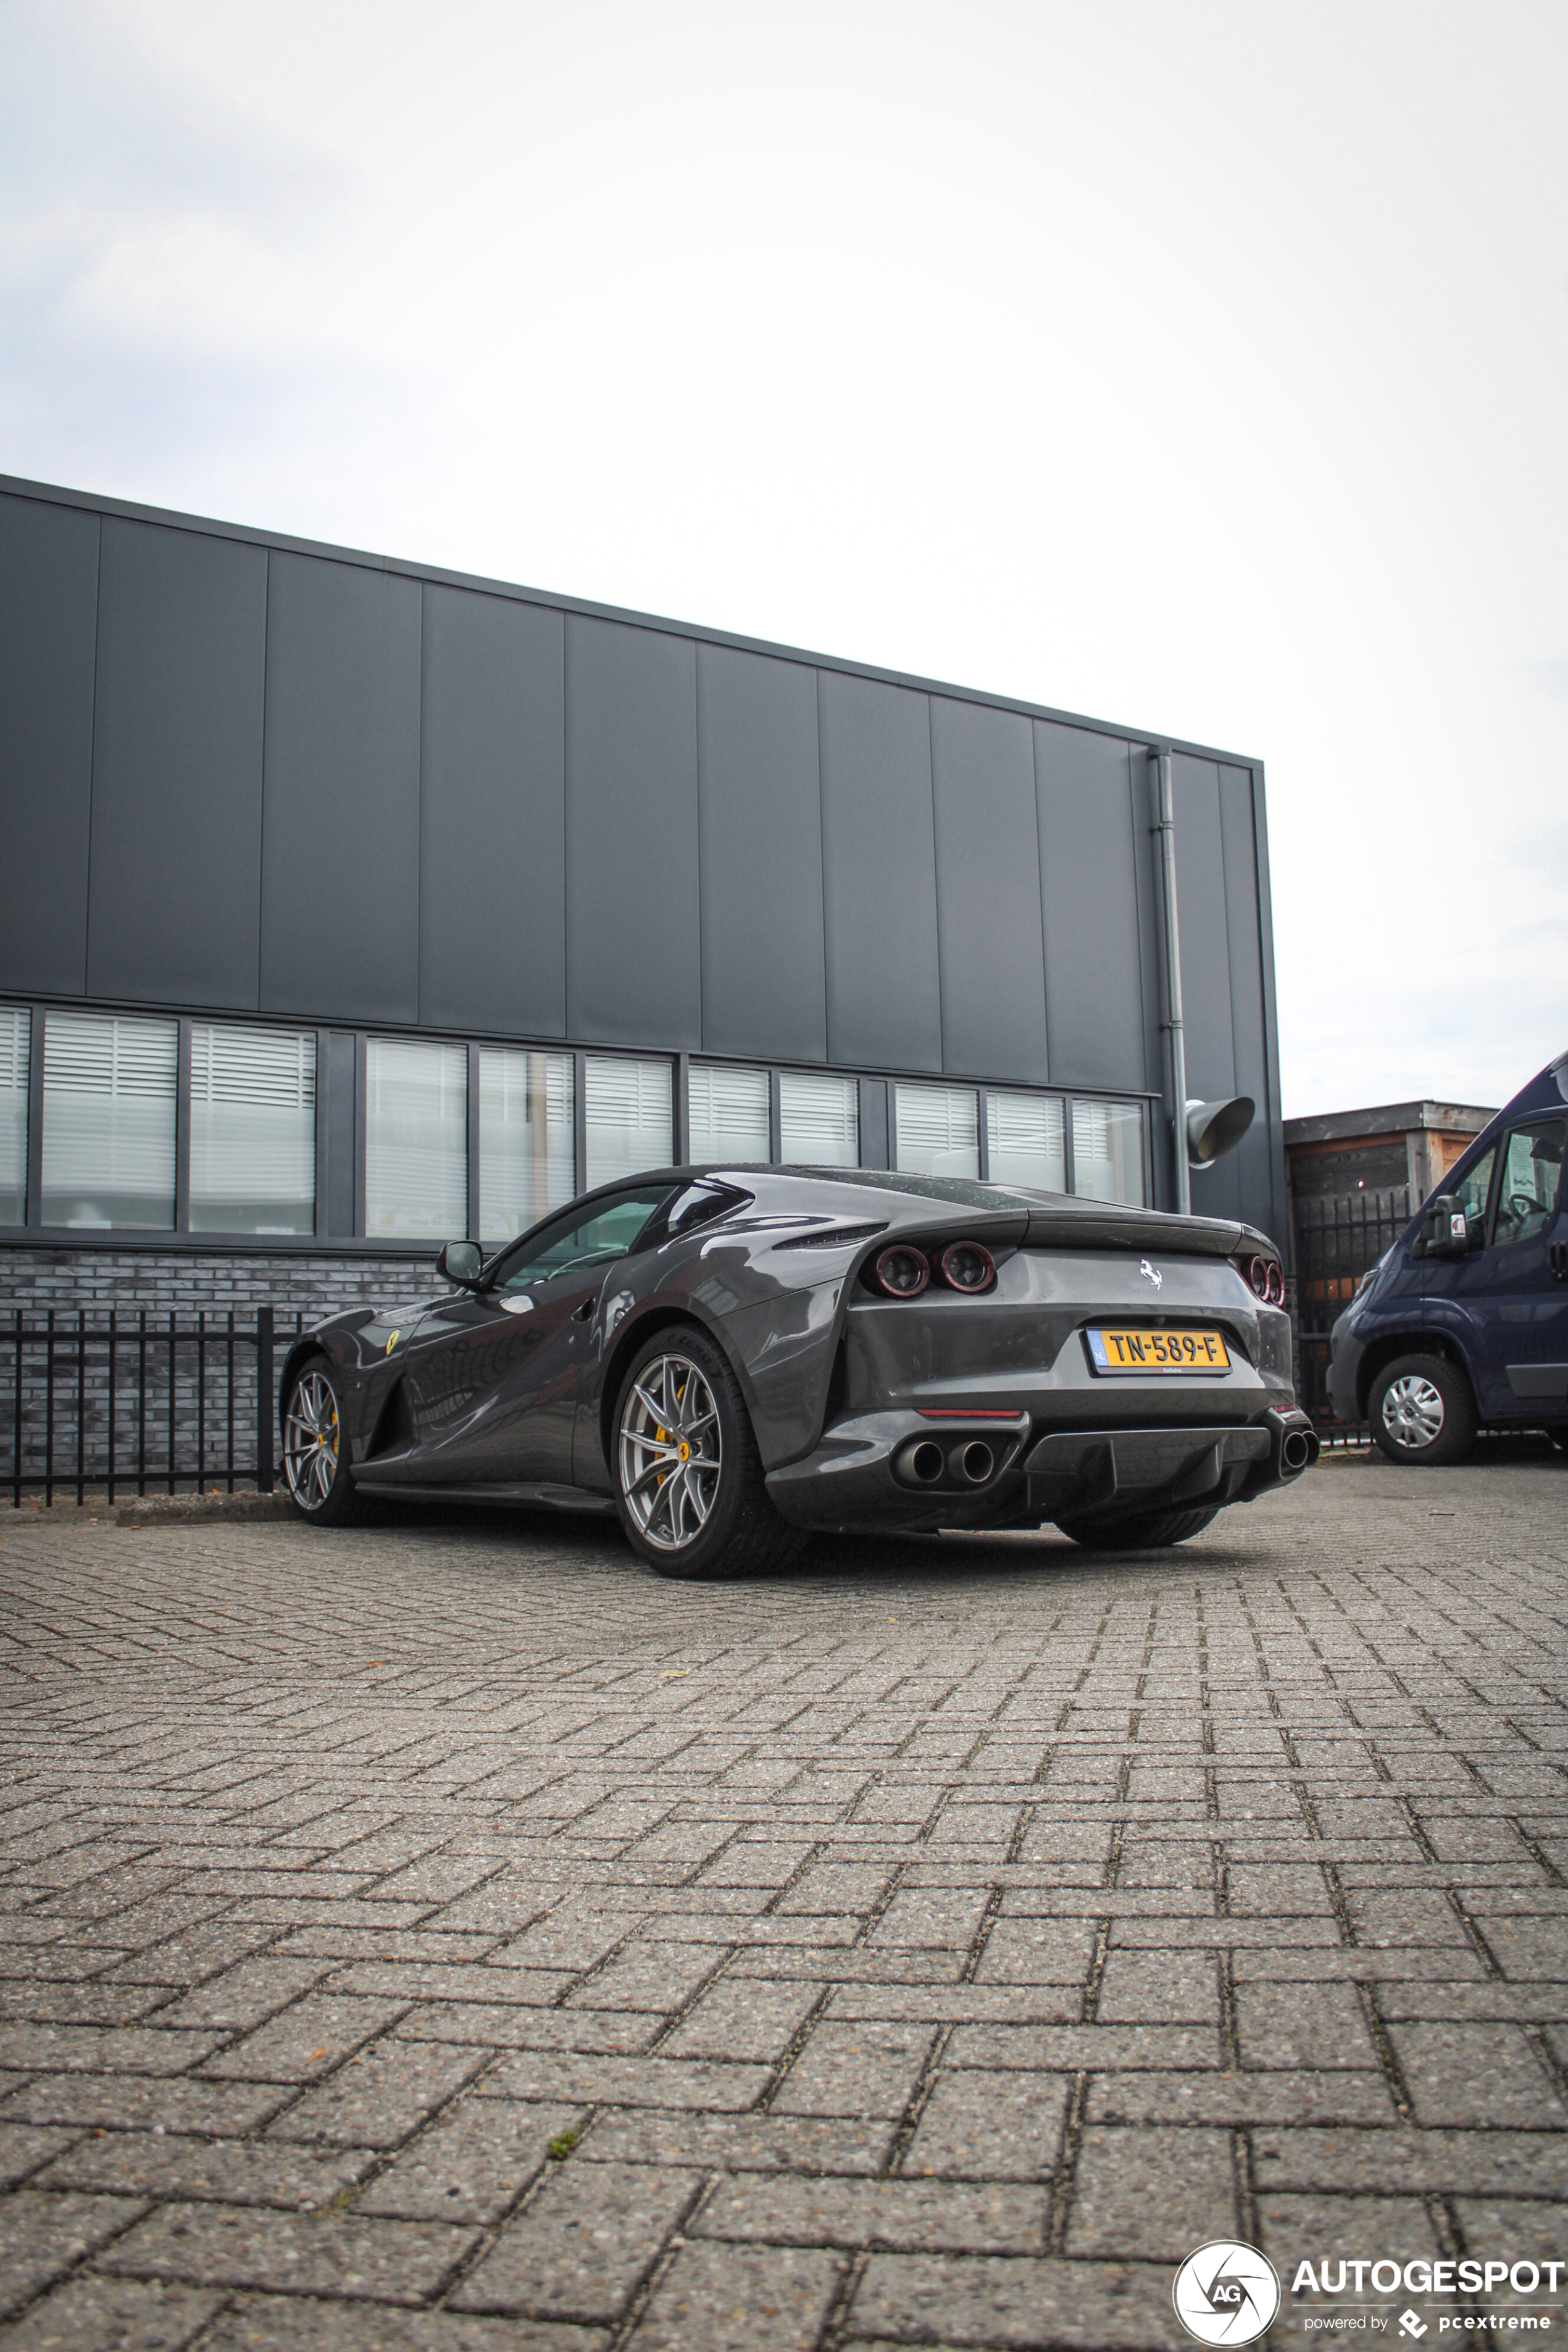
[
  {"xmin": 986, "ymin": 1089, "xmax": 1065, "ymax": 1193},
  {"xmin": 41, "ymin": 1011, "xmax": 177, "ymax": 1229},
  {"xmin": 896, "ymin": 1082, "xmax": 979, "ymax": 1180},
  {"xmin": 1071, "ymin": 1098, "xmax": 1145, "ymax": 1206},
  {"xmin": 479, "ymin": 1048, "xmax": 575, "ymax": 1243},
  {"xmin": 584, "ymin": 1055, "xmax": 673, "ymax": 1190},
  {"xmin": 0, "ymin": 1007, "xmax": 27, "ymax": 1225},
  {"xmin": 689, "ymin": 1063, "xmax": 769, "ymax": 1164},
  {"xmin": 190, "ymin": 1025, "xmax": 316, "ymax": 1235},
  {"xmin": 365, "ymin": 1038, "xmax": 467, "ymax": 1238},
  {"xmin": 779, "ymin": 1070, "xmax": 859, "ymax": 1167}
]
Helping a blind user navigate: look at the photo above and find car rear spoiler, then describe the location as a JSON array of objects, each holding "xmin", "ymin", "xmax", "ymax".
[{"xmin": 1017, "ymin": 1205, "xmax": 1245, "ymax": 1257}]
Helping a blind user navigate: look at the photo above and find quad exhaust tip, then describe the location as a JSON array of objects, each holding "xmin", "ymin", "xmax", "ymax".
[
  {"xmin": 1282, "ymin": 1428, "xmax": 1315, "ymax": 1473},
  {"xmin": 958, "ymin": 1440, "xmax": 994, "ymax": 1484},
  {"xmin": 909, "ymin": 1441, "xmax": 945, "ymax": 1484}
]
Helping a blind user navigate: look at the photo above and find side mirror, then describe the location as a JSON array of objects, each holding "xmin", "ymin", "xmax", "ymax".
[
  {"xmin": 1422, "ymin": 1196, "xmax": 1474, "ymax": 1260},
  {"xmin": 435, "ymin": 1239, "xmax": 484, "ymax": 1288}
]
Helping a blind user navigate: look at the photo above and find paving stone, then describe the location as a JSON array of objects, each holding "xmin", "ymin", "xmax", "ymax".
[
  {"xmin": 1232, "ymin": 1976, "xmax": 1381, "ymax": 2069},
  {"xmin": 452, "ymin": 2160, "xmax": 702, "ymax": 2321},
  {"xmin": 770, "ymin": 2020, "xmax": 935, "ymax": 2119},
  {"xmin": 264, "ymin": 2033, "xmax": 485, "ymax": 2146},
  {"xmin": 849, "ymin": 2251, "xmax": 1177, "ymax": 2348},
  {"xmin": 33, "ymin": 2130, "xmax": 375, "ymax": 2208},
  {"xmin": 901, "ymin": 2069, "xmax": 1072, "ymax": 2180},
  {"xmin": 0, "ymin": 2123, "xmax": 78, "ymax": 2190},
  {"xmin": 0, "ymin": 2027, "xmax": 220, "ymax": 2077},
  {"xmin": 96, "ymin": 2199, "xmax": 478, "ymax": 2303},
  {"xmin": 625, "ymin": 2240, "xmax": 842, "ymax": 2350},
  {"xmin": 356, "ymin": 2096, "xmax": 586, "ymax": 2223},
  {"xmin": 1095, "ymin": 1950, "xmax": 1219, "ymax": 2025},
  {"xmin": 1, "ymin": 2075, "xmax": 290, "ymax": 2136},
  {"xmin": 199, "ymin": 2296, "xmax": 604, "ymax": 2349},
  {"xmin": 658, "ymin": 1977, "xmax": 819, "ymax": 2062},
  {"xmin": 1385, "ymin": 2019, "xmax": 1568, "ymax": 2128},
  {"xmin": 474, "ymin": 2052, "xmax": 769, "ymax": 2110},
  {"xmin": 199, "ymin": 1994, "xmax": 407, "ymax": 2083},
  {"xmin": 153, "ymin": 1956, "xmax": 330, "ymax": 2031},
  {"xmin": 0, "ymin": 2190, "xmax": 149, "ymax": 2321},
  {"xmin": 0, "ymin": 2274, "xmax": 223, "ymax": 2350},
  {"xmin": 697, "ymin": 2171, "xmax": 1047, "ymax": 2253},
  {"xmin": 1066, "ymin": 2125, "xmax": 1236, "ymax": 2261}
]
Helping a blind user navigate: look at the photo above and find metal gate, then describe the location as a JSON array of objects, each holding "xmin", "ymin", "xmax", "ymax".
[{"xmin": 1291, "ymin": 1187, "xmax": 1412, "ymax": 1441}]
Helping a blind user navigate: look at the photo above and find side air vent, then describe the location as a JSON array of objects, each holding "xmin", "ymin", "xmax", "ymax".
[{"xmin": 773, "ymin": 1222, "xmax": 889, "ymax": 1251}]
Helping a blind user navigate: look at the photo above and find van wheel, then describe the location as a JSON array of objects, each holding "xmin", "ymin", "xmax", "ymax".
[{"xmin": 1368, "ymin": 1354, "xmax": 1476, "ymax": 1466}]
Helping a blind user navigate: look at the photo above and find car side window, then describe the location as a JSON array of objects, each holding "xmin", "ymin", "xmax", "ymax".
[
  {"xmin": 1452, "ymin": 1146, "xmax": 1496, "ymax": 1232},
  {"xmin": 491, "ymin": 1189, "xmax": 675, "ymax": 1291},
  {"xmin": 1490, "ymin": 1120, "xmax": 1566, "ymax": 1249}
]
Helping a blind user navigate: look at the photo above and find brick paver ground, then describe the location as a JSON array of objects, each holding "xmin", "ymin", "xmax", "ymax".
[{"xmin": 0, "ymin": 1451, "xmax": 1564, "ymax": 2349}]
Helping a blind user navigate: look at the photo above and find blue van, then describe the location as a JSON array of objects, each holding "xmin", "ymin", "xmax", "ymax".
[{"xmin": 1327, "ymin": 1052, "xmax": 1568, "ymax": 1463}]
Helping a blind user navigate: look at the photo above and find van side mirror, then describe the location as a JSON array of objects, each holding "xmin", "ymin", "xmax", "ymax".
[
  {"xmin": 1422, "ymin": 1196, "xmax": 1478, "ymax": 1259},
  {"xmin": 435, "ymin": 1239, "xmax": 484, "ymax": 1288}
]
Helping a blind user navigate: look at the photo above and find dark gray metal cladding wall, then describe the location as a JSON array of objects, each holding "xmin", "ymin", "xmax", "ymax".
[
  {"xmin": 1216, "ymin": 762, "xmax": 1280, "ymax": 1237},
  {"xmin": 1175, "ymin": 753, "xmax": 1245, "ymax": 1225},
  {"xmin": 696, "ymin": 644, "xmax": 826, "ymax": 1064},
  {"xmin": 0, "ymin": 493, "xmax": 99, "ymax": 995},
  {"xmin": 259, "ymin": 553, "xmax": 423, "ymax": 1025},
  {"xmin": 565, "ymin": 617, "xmax": 701, "ymax": 1053},
  {"xmin": 818, "ymin": 670, "xmax": 943, "ymax": 1073},
  {"xmin": 930, "ymin": 697, "xmax": 1049, "ymax": 1085},
  {"xmin": 419, "ymin": 586, "xmax": 565, "ymax": 1037},
  {"xmin": 87, "ymin": 519, "xmax": 267, "ymax": 1009},
  {"xmin": 1034, "ymin": 724, "xmax": 1153, "ymax": 1095}
]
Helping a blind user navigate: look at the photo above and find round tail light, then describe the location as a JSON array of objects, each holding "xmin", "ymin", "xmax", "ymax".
[
  {"xmin": 938, "ymin": 1240, "xmax": 996, "ymax": 1293},
  {"xmin": 874, "ymin": 1245, "xmax": 930, "ymax": 1298},
  {"xmin": 1266, "ymin": 1261, "xmax": 1286, "ymax": 1307},
  {"xmin": 1248, "ymin": 1255, "xmax": 1270, "ymax": 1299}
]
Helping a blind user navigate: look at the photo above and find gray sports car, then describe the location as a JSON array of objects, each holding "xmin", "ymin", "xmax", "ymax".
[{"xmin": 279, "ymin": 1166, "xmax": 1317, "ymax": 1576}]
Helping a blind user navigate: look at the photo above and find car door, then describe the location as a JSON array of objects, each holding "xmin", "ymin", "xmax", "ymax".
[
  {"xmin": 396, "ymin": 1186, "xmax": 675, "ymax": 1485},
  {"xmin": 1426, "ymin": 1118, "xmax": 1567, "ymax": 1420}
]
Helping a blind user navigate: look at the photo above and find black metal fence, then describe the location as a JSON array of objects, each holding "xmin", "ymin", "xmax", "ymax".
[
  {"xmin": 3, "ymin": 1306, "xmax": 304, "ymax": 1507},
  {"xmin": 1291, "ymin": 1186, "xmax": 1413, "ymax": 1443}
]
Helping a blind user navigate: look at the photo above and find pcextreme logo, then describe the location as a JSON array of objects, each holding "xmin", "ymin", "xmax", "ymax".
[{"xmin": 1173, "ymin": 2240, "xmax": 1283, "ymax": 2345}]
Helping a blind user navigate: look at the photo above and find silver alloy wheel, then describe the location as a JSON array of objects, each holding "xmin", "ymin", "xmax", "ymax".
[
  {"xmin": 1380, "ymin": 1373, "xmax": 1446, "ymax": 1451},
  {"xmin": 283, "ymin": 1367, "xmax": 341, "ymax": 1510},
  {"xmin": 618, "ymin": 1352, "xmax": 722, "ymax": 1552}
]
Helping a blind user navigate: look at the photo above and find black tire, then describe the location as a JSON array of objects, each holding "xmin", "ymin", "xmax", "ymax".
[
  {"xmin": 280, "ymin": 1356, "xmax": 370, "ymax": 1526},
  {"xmin": 1055, "ymin": 1505, "xmax": 1220, "ymax": 1553},
  {"xmin": 612, "ymin": 1325, "xmax": 804, "ymax": 1580},
  {"xmin": 1367, "ymin": 1353, "xmax": 1476, "ymax": 1467}
]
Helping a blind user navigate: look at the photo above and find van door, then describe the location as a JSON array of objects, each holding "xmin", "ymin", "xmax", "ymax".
[{"xmin": 1426, "ymin": 1119, "xmax": 1567, "ymax": 1421}]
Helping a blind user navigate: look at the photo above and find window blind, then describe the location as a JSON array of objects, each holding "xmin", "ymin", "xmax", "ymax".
[
  {"xmin": 479, "ymin": 1048, "xmax": 575, "ymax": 1241},
  {"xmin": 190, "ymin": 1025, "xmax": 316, "ymax": 1235},
  {"xmin": 895, "ymin": 1082, "xmax": 980, "ymax": 1179},
  {"xmin": 1071, "ymin": 1099, "xmax": 1145, "ymax": 1206},
  {"xmin": 689, "ymin": 1064, "xmax": 769, "ymax": 1164},
  {"xmin": 986, "ymin": 1090, "xmax": 1066, "ymax": 1193},
  {"xmin": 0, "ymin": 1007, "xmax": 27, "ymax": 1224},
  {"xmin": 41, "ymin": 1012, "xmax": 177, "ymax": 1229},
  {"xmin": 778, "ymin": 1071, "xmax": 859, "ymax": 1168},
  {"xmin": 365, "ymin": 1038, "xmax": 468, "ymax": 1238},
  {"xmin": 584, "ymin": 1056, "xmax": 673, "ymax": 1190}
]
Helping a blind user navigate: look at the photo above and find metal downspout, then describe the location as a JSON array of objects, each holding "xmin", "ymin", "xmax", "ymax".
[{"xmin": 1153, "ymin": 749, "xmax": 1190, "ymax": 1216}]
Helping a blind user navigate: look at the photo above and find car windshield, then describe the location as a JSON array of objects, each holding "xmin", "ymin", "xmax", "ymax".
[{"xmin": 491, "ymin": 1188, "xmax": 675, "ymax": 1291}]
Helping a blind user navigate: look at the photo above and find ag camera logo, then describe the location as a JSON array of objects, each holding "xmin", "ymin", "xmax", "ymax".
[{"xmin": 1173, "ymin": 2240, "xmax": 1282, "ymax": 2345}]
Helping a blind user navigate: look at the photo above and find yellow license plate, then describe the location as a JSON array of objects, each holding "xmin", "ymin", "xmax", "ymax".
[{"xmin": 1086, "ymin": 1326, "xmax": 1231, "ymax": 1375}]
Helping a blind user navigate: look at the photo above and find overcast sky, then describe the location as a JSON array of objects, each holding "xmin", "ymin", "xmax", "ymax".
[{"xmin": 2, "ymin": 0, "xmax": 1564, "ymax": 1119}]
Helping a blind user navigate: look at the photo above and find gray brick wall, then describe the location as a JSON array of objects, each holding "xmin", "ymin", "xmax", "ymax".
[{"xmin": 2, "ymin": 1247, "xmax": 438, "ymax": 1497}]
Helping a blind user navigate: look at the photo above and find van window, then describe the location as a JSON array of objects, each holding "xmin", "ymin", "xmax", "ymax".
[
  {"xmin": 1453, "ymin": 1147, "xmax": 1495, "ymax": 1230},
  {"xmin": 1491, "ymin": 1120, "xmax": 1566, "ymax": 1248}
]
